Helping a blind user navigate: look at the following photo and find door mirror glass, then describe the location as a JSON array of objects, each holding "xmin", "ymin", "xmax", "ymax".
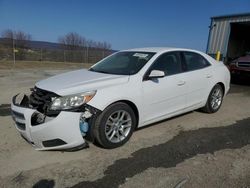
[{"xmin": 148, "ymin": 70, "xmax": 165, "ymax": 79}]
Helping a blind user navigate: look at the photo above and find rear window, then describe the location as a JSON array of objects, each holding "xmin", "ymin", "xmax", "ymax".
[{"xmin": 183, "ymin": 52, "xmax": 210, "ymax": 71}]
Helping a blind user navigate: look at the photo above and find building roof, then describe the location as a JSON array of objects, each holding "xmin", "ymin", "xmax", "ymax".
[{"xmin": 211, "ymin": 12, "xmax": 250, "ymax": 20}]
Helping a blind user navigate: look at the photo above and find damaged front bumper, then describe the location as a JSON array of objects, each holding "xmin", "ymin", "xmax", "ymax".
[{"xmin": 11, "ymin": 94, "xmax": 92, "ymax": 151}]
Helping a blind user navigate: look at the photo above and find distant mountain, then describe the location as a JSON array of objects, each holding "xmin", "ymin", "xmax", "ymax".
[
  {"xmin": 27, "ymin": 40, "xmax": 62, "ymax": 50},
  {"xmin": 0, "ymin": 38, "xmax": 63, "ymax": 50}
]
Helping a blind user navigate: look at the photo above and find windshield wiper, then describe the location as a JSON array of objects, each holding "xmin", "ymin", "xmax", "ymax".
[{"xmin": 89, "ymin": 68, "xmax": 110, "ymax": 74}]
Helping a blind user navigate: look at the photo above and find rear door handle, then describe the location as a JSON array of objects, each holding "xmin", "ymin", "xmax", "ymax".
[
  {"xmin": 206, "ymin": 74, "xmax": 212, "ymax": 78},
  {"xmin": 177, "ymin": 81, "xmax": 186, "ymax": 86}
]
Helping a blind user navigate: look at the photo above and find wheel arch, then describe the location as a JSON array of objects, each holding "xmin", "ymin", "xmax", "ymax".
[
  {"xmin": 108, "ymin": 100, "xmax": 139, "ymax": 128},
  {"xmin": 216, "ymin": 82, "xmax": 225, "ymax": 95}
]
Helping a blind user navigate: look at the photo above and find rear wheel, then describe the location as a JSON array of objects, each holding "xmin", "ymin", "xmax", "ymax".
[
  {"xmin": 202, "ymin": 84, "xmax": 224, "ymax": 113},
  {"xmin": 93, "ymin": 102, "xmax": 136, "ymax": 149}
]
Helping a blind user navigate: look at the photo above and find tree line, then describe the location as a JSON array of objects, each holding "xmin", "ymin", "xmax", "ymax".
[
  {"xmin": 0, "ymin": 29, "xmax": 112, "ymax": 62},
  {"xmin": 58, "ymin": 32, "xmax": 111, "ymax": 50},
  {"xmin": 1, "ymin": 29, "xmax": 112, "ymax": 50}
]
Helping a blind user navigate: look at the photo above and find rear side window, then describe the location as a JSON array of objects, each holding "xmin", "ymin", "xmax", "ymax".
[
  {"xmin": 150, "ymin": 52, "xmax": 182, "ymax": 76},
  {"xmin": 183, "ymin": 52, "xmax": 210, "ymax": 71}
]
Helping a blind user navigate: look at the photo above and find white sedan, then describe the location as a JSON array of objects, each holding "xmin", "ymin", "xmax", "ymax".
[{"xmin": 11, "ymin": 47, "xmax": 230, "ymax": 150}]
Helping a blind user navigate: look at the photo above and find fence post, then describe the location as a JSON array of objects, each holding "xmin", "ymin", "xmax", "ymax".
[
  {"xmin": 82, "ymin": 49, "xmax": 84, "ymax": 64},
  {"xmin": 86, "ymin": 47, "xmax": 89, "ymax": 64},
  {"xmin": 64, "ymin": 50, "xmax": 66, "ymax": 63},
  {"xmin": 40, "ymin": 48, "xmax": 43, "ymax": 62}
]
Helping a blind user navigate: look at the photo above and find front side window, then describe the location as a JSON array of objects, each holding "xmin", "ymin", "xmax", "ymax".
[
  {"xmin": 89, "ymin": 51, "xmax": 155, "ymax": 75},
  {"xmin": 183, "ymin": 52, "xmax": 210, "ymax": 71},
  {"xmin": 149, "ymin": 52, "xmax": 182, "ymax": 76}
]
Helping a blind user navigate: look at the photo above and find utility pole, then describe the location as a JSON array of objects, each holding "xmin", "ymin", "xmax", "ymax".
[
  {"xmin": 86, "ymin": 47, "xmax": 89, "ymax": 64},
  {"xmin": 82, "ymin": 49, "xmax": 84, "ymax": 64},
  {"xmin": 12, "ymin": 38, "xmax": 15, "ymax": 65}
]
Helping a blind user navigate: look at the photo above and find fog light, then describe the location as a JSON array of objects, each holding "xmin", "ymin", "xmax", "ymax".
[
  {"xmin": 31, "ymin": 112, "xmax": 45, "ymax": 126},
  {"xmin": 80, "ymin": 120, "xmax": 89, "ymax": 136},
  {"xmin": 79, "ymin": 111, "xmax": 92, "ymax": 136}
]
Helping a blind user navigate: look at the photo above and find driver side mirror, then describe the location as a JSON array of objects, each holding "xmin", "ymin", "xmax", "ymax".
[{"xmin": 148, "ymin": 70, "xmax": 165, "ymax": 79}]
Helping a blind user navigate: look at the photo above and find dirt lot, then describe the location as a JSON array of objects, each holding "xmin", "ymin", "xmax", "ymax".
[{"xmin": 0, "ymin": 62, "xmax": 250, "ymax": 188}]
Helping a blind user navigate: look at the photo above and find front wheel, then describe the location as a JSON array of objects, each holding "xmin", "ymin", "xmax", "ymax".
[
  {"xmin": 93, "ymin": 102, "xmax": 136, "ymax": 149},
  {"xmin": 202, "ymin": 84, "xmax": 224, "ymax": 113}
]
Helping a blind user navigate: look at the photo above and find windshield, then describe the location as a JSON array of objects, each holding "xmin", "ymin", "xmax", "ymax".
[{"xmin": 89, "ymin": 51, "xmax": 155, "ymax": 75}]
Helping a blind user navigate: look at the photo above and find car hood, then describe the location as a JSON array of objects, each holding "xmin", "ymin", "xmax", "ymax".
[{"xmin": 35, "ymin": 69, "xmax": 129, "ymax": 96}]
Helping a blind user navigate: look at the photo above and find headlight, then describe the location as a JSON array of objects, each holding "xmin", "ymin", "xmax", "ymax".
[{"xmin": 49, "ymin": 91, "xmax": 96, "ymax": 111}]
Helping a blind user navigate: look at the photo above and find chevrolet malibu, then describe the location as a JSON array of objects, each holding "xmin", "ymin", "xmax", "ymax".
[{"xmin": 11, "ymin": 47, "xmax": 230, "ymax": 150}]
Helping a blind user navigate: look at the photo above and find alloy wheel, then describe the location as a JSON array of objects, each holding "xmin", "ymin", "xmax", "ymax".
[
  {"xmin": 105, "ymin": 110, "xmax": 132, "ymax": 143},
  {"xmin": 211, "ymin": 88, "xmax": 223, "ymax": 110}
]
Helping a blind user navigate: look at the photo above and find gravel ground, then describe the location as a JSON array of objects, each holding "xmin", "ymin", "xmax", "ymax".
[{"xmin": 0, "ymin": 67, "xmax": 250, "ymax": 188}]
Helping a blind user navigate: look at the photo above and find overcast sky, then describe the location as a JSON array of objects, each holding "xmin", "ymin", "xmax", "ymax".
[{"xmin": 0, "ymin": 0, "xmax": 250, "ymax": 51}]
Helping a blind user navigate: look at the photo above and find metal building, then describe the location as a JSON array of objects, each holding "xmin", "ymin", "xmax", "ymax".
[{"xmin": 206, "ymin": 13, "xmax": 250, "ymax": 62}]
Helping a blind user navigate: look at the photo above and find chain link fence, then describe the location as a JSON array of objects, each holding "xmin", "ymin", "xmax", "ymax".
[{"xmin": 0, "ymin": 45, "xmax": 113, "ymax": 64}]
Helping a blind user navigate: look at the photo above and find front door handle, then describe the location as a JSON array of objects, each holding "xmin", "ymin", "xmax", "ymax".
[{"xmin": 177, "ymin": 81, "xmax": 186, "ymax": 86}]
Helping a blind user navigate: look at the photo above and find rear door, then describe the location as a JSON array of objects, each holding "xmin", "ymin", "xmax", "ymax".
[
  {"xmin": 181, "ymin": 51, "xmax": 213, "ymax": 108},
  {"xmin": 141, "ymin": 51, "xmax": 187, "ymax": 123}
]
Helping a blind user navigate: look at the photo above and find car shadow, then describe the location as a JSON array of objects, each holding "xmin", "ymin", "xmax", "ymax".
[
  {"xmin": 136, "ymin": 111, "xmax": 193, "ymax": 131},
  {"xmin": 70, "ymin": 117, "xmax": 250, "ymax": 188},
  {"xmin": 0, "ymin": 104, "xmax": 11, "ymax": 116}
]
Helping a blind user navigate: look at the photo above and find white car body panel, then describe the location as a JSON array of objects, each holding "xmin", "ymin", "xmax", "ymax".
[
  {"xmin": 142, "ymin": 73, "xmax": 187, "ymax": 123},
  {"xmin": 184, "ymin": 67, "xmax": 212, "ymax": 108},
  {"xmin": 11, "ymin": 100, "xmax": 85, "ymax": 150},
  {"xmin": 36, "ymin": 69, "xmax": 129, "ymax": 97},
  {"xmin": 11, "ymin": 47, "xmax": 230, "ymax": 150}
]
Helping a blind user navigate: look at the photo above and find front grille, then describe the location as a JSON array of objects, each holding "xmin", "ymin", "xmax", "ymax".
[
  {"xmin": 12, "ymin": 110, "xmax": 26, "ymax": 130},
  {"xmin": 12, "ymin": 110, "xmax": 25, "ymax": 120},
  {"xmin": 16, "ymin": 122, "xmax": 26, "ymax": 130},
  {"xmin": 237, "ymin": 62, "xmax": 250, "ymax": 68},
  {"xmin": 29, "ymin": 87, "xmax": 59, "ymax": 114}
]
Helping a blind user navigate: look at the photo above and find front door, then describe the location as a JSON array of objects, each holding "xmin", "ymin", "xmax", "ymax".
[{"xmin": 142, "ymin": 52, "xmax": 187, "ymax": 123}]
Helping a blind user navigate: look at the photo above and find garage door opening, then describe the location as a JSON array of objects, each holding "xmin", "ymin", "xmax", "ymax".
[{"xmin": 227, "ymin": 22, "xmax": 250, "ymax": 61}]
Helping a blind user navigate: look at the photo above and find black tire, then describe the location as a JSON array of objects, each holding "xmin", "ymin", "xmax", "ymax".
[
  {"xmin": 93, "ymin": 102, "xmax": 136, "ymax": 149},
  {"xmin": 202, "ymin": 84, "xmax": 224, "ymax": 113}
]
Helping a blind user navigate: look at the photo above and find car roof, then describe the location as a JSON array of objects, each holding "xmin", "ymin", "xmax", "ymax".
[
  {"xmin": 122, "ymin": 47, "xmax": 202, "ymax": 54},
  {"xmin": 121, "ymin": 47, "xmax": 218, "ymax": 65}
]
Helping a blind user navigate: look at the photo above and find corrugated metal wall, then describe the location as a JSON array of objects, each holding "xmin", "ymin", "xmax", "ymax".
[{"xmin": 207, "ymin": 14, "xmax": 250, "ymax": 58}]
